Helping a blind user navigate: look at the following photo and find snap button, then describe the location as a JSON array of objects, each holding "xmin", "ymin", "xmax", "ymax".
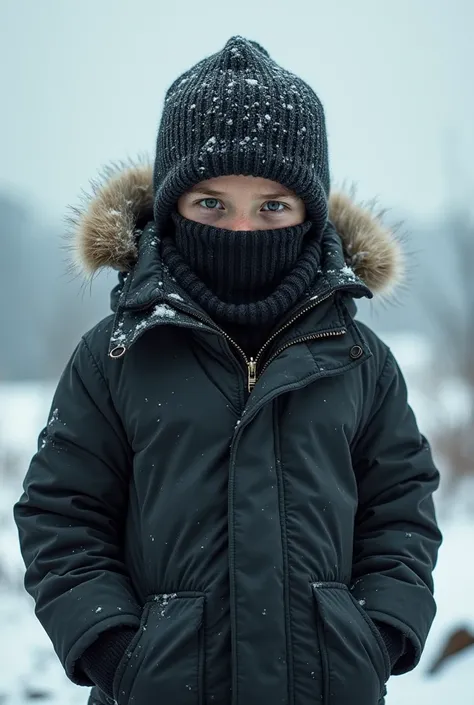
[{"xmin": 350, "ymin": 345, "xmax": 363, "ymax": 359}]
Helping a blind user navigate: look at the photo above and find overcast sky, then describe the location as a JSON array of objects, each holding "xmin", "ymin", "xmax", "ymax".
[{"xmin": 1, "ymin": 0, "xmax": 472, "ymax": 224}]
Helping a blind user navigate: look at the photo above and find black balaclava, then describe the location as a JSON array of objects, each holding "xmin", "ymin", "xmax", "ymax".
[
  {"xmin": 162, "ymin": 213, "xmax": 322, "ymax": 350},
  {"xmin": 153, "ymin": 36, "xmax": 330, "ymax": 354}
]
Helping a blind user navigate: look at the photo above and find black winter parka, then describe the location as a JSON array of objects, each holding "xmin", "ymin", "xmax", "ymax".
[{"xmin": 14, "ymin": 164, "xmax": 442, "ymax": 705}]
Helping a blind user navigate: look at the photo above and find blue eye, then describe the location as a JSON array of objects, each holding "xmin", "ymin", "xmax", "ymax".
[
  {"xmin": 199, "ymin": 198, "xmax": 222, "ymax": 210},
  {"xmin": 263, "ymin": 201, "xmax": 286, "ymax": 212}
]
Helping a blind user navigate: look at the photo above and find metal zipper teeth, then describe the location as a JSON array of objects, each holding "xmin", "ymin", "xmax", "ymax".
[
  {"xmin": 259, "ymin": 329, "xmax": 346, "ymax": 378},
  {"xmin": 253, "ymin": 289, "xmax": 335, "ymax": 367}
]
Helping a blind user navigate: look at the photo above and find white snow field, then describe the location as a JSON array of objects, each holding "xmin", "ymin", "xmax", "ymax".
[{"xmin": 1, "ymin": 334, "xmax": 473, "ymax": 703}]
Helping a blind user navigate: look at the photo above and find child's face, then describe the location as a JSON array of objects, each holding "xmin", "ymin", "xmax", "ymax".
[{"xmin": 177, "ymin": 175, "xmax": 306, "ymax": 231}]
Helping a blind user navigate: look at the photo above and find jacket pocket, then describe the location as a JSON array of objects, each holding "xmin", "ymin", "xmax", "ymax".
[
  {"xmin": 312, "ymin": 582, "xmax": 390, "ymax": 705},
  {"xmin": 113, "ymin": 592, "xmax": 205, "ymax": 705}
]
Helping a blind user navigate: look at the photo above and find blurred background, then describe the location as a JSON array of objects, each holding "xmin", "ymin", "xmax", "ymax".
[{"xmin": 1, "ymin": 1, "xmax": 473, "ymax": 702}]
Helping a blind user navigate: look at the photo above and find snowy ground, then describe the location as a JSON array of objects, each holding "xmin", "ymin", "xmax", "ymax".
[
  {"xmin": 1, "ymin": 335, "xmax": 473, "ymax": 703},
  {"xmin": 0, "ymin": 382, "xmax": 83, "ymax": 704}
]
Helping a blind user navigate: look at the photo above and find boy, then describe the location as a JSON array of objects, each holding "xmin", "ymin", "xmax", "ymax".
[{"xmin": 14, "ymin": 36, "xmax": 442, "ymax": 705}]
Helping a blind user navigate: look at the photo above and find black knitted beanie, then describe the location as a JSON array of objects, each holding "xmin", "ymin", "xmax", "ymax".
[{"xmin": 153, "ymin": 36, "xmax": 330, "ymax": 233}]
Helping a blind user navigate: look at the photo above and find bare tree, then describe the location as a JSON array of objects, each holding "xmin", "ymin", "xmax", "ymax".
[
  {"xmin": 427, "ymin": 212, "xmax": 474, "ymax": 674},
  {"xmin": 428, "ymin": 211, "xmax": 474, "ymax": 489}
]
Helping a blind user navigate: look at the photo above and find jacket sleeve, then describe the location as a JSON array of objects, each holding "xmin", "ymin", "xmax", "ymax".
[
  {"xmin": 13, "ymin": 336, "xmax": 142, "ymax": 686},
  {"xmin": 351, "ymin": 348, "xmax": 442, "ymax": 675}
]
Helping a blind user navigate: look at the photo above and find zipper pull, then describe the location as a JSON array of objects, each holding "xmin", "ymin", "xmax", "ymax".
[{"xmin": 247, "ymin": 357, "xmax": 257, "ymax": 393}]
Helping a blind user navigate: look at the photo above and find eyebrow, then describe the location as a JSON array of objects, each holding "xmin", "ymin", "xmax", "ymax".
[{"xmin": 188, "ymin": 187, "xmax": 297, "ymax": 200}]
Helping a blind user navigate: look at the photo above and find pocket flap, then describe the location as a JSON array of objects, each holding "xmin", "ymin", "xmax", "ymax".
[
  {"xmin": 312, "ymin": 582, "xmax": 389, "ymax": 701},
  {"xmin": 114, "ymin": 592, "xmax": 205, "ymax": 705}
]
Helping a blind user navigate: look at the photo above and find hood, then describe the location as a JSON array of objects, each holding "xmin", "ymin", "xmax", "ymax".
[{"xmin": 68, "ymin": 160, "xmax": 404, "ymax": 297}]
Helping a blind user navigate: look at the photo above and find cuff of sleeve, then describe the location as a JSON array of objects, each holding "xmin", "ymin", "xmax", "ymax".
[
  {"xmin": 374, "ymin": 620, "xmax": 406, "ymax": 670},
  {"xmin": 79, "ymin": 626, "xmax": 138, "ymax": 698}
]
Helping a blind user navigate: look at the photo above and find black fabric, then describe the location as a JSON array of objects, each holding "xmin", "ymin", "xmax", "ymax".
[
  {"xmin": 163, "ymin": 213, "xmax": 321, "ymax": 332},
  {"xmin": 311, "ymin": 583, "xmax": 390, "ymax": 703},
  {"xmin": 375, "ymin": 621, "xmax": 407, "ymax": 669},
  {"xmin": 14, "ymin": 227, "xmax": 442, "ymax": 705},
  {"xmin": 171, "ymin": 213, "xmax": 313, "ymax": 305},
  {"xmin": 153, "ymin": 36, "xmax": 330, "ymax": 234},
  {"xmin": 80, "ymin": 626, "xmax": 137, "ymax": 698}
]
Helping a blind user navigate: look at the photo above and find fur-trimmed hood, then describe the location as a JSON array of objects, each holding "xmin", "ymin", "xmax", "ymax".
[{"xmin": 69, "ymin": 161, "xmax": 404, "ymax": 296}]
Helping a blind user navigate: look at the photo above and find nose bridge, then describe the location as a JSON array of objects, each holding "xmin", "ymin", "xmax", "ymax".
[
  {"xmin": 228, "ymin": 214, "xmax": 254, "ymax": 231},
  {"xmin": 226, "ymin": 202, "xmax": 254, "ymax": 231}
]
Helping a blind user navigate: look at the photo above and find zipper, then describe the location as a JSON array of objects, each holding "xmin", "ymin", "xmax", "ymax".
[
  {"xmin": 247, "ymin": 358, "xmax": 257, "ymax": 394},
  {"xmin": 110, "ymin": 288, "xmax": 341, "ymax": 393},
  {"xmin": 245, "ymin": 288, "xmax": 338, "ymax": 392},
  {"xmin": 221, "ymin": 288, "xmax": 338, "ymax": 393}
]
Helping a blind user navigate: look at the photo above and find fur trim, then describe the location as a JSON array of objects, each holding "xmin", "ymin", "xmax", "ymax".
[
  {"xmin": 68, "ymin": 160, "xmax": 154, "ymax": 274},
  {"xmin": 328, "ymin": 191, "xmax": 404, "ymax": 296},
  {"xmin": 68, "ymin": 161, "xmax": 404, "ymax": 295}
]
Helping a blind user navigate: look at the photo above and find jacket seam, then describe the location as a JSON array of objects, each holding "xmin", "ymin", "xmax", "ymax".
[
  {"xmin": 81, "ymin": 335, "xmax": 109, "ymax": 389},
  {"xmin": 273, "ymin": 400, "xmax": 295, "ymax": 705},
  {"xmin": 218, "ymin": 336, "xmax": 245, "ymax": 412},
  {"xmin": 228, "ymin": 433, "xmax": 239, "ymax": 703},
  {"xmin": 349, "ymin": 339, "xmax": 388, "ymax": 455},
  {"xmin": 78, "ymin": 334, "xmax": 133, "ymax": 464},
  {"xmin": 368, "ymin": 347, "xmax": 393, "ymax": 422},
  {"xmin": 375, "ymin": 347, "xmax": 392, "ymax": 392}
]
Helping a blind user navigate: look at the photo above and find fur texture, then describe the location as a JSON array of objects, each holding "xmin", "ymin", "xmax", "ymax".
[
  {"xmin": 328, "ymin": 191, "xmax": 404, "ymax": 296},
  {"xmin": 69, "ymin": 161, "xmax": 404, "ymax": 295}
]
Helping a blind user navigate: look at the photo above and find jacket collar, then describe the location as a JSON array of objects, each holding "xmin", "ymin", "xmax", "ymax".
[{"xmin": 107, "ymin": 219, "xmax": 370, "ymax": 358}]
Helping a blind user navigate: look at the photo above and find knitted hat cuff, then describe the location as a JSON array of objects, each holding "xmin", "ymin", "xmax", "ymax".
[{"xmin": 153, "ymin": 151, "xmax": 328, "ymax": 232}]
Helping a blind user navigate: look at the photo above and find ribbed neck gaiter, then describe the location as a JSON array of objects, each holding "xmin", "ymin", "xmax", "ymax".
[{"xmin": 161, "ymin": 212, "xmax": 322, "ymax": 329}]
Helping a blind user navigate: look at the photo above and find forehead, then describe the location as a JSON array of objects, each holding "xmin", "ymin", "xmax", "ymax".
[{"xmin": 188, "ymin": 174, "xmax": 296, "ymax": 196}]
